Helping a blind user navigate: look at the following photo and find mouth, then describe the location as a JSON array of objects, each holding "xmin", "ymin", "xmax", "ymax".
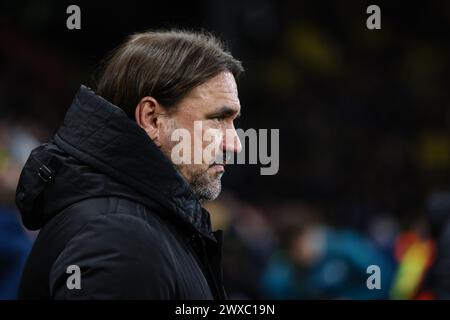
[{"xmin": 209, "ymin": 163, "xmax": 225, "ymax": 173}]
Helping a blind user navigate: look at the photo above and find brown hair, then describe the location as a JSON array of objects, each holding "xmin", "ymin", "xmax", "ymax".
[{"xmin": 95, "ymin": 29, "xmax": 244, "ymax": 118}]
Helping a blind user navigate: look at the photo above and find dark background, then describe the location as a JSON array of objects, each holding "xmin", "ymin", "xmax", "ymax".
[{"xmin": 1, "ymin": 0, "xmax": 450, "ymax": 299}]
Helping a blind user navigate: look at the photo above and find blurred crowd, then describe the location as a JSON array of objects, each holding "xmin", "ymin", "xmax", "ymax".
[
  {"xmin": 1, "ymin": 0, "xmax": 450, "ymax": 299},
  {"xmin": 205, "ymin": 190, "xmax": 450, "ymax": 299}
]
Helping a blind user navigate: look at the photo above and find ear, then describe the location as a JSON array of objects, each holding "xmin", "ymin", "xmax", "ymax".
[{"xmin": 134, "ymin": 96, "xmax": 165, "ymax": 147}]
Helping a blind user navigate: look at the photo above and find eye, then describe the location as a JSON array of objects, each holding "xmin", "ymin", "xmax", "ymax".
[{"xmin": 213, "ymin": 115, "xmax": 226, "ymax": 122}]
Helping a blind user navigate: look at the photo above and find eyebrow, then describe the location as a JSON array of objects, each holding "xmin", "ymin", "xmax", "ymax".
[{"xmin": 206, "ymin": 105, "xmax": 241, "ymax": 119}]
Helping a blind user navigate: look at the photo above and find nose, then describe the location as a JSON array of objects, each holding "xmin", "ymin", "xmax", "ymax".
[{"xmin": 222, "ymin": 125, "xmax": 242, "ymax": 154}]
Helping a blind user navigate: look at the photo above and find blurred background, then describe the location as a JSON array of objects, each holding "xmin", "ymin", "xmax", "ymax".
[{"xmin": 1, "ymin": 0, "xmax": 450, "ymax": 299}]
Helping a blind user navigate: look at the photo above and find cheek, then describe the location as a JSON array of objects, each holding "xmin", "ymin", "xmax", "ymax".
[
  {"xmin": 158, "ymin": 120, "xmax": 179, "ymax": 156},
  {"xmin": 159, "ymin": 127, "xmax": 173, "ymax": 149},
  {"xmin": 201, "ymin": 125, "xmax": 224, "ymax": 164},
  {"xmin": 204, "ymin": 123, "xmax": 222, "ymax": 138}
]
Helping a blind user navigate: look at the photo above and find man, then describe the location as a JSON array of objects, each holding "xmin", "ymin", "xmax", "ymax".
[{"xmin": 15, "ymin": 30, "xmax": 243, "ymax": 299}]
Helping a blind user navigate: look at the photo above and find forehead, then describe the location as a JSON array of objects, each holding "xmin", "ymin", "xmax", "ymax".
[
  {"xmin": 195, "ymin": 71, "xmax": 238, "ymax": 95},
  {"xmin": 181, "ymin": 71, "xmax": 240, "ymax": 113}
]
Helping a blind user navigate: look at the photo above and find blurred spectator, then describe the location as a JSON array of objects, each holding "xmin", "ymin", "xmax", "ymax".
[
  {"xmin": 261, "ymin": 223, "xmax": 395, "ymax": 299},
  {"xmin": 0, "ymin": 122, "xmax": 38, "ymax": 299},
  {"xmin": 205, "ymin": 193, "xmax": 277, "ymax": 299},
  {"xmin": 389, "ymin": 219, "xmax": 435, "ymax": 300},
  {"xmin": 423, "ymin": 191, "xmax": 450, "ymax": 299}
]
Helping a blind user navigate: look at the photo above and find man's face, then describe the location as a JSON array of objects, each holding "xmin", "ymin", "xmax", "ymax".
[{"xmin": 158, "ymin": 71, "xmax": 242, "ymax": 201}]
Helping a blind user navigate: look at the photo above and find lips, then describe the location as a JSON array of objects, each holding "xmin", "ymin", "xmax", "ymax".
[{"xmin": 209, "ymin": 163, "xmax": 225, "ymax": 172}]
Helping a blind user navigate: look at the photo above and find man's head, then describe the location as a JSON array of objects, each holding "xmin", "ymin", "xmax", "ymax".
[{"xmin": 96, "ymin": 30, "xmax": 244, "ymax": 201}]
